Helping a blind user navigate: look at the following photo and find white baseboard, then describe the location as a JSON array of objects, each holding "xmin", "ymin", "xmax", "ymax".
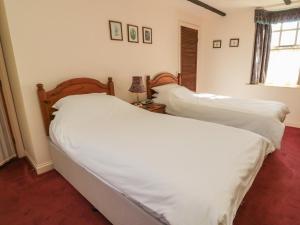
[
  {"xmin": 35, "ymin": 160, "xmax": 53, "ymax": 175},
  {"xmin": 0, "ymin": 154, "xmax": 16, "ymax": 166},
  {"xmin": 26, "ymin": 152, "xmax": 53, "ymax": 175},
  {"xmin": 286, "ymin": 122, "xmax": 300, "ymax": 128}
]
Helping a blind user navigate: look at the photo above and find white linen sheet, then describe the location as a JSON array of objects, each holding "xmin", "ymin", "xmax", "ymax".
[
  {"xmin": 50, "ymin": 94, "xmax": 274, "ymax": 225},
  {"xmin": 153, "ymin": 86, "xmax": 289, "ymax": 149}
]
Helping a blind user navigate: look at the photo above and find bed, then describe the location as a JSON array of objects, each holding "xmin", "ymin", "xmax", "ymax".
[
  {"xmin": 146, "ymin": 73, "xmax": 290, "ymax": 149},
  {"xmin": 37, "ymin": 77, "xmax": 274, "ymax": 225}
]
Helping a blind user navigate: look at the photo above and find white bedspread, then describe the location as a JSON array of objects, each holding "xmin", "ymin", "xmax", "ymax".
[
  {"xmin": 153, "ymin": 86, "xmax": 289, "ymax": 149},
  {"xmin": 50, "ymin": 94, "xmax": 274, "ymax": 225}
]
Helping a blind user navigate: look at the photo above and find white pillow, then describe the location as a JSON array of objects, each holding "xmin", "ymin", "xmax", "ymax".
[
  {"xmin": 153, "ymin": 85, "xmax": 192, "ymax": 99},
  {"xmin": 52, "ymin": 93, "xmax": 106, "ymax": 109},
  {"xmin": 172, "ymin": 86, "xmax": 193, "ymax": 97},
  {"xmin": 151, "ymin": 83, "xmax": 180, "ymax": 93}
]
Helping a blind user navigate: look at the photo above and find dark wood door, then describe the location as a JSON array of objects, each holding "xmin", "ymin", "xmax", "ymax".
[{"xmin": 181, "ymin": 26, "xmax": 198, "ymax": 91}]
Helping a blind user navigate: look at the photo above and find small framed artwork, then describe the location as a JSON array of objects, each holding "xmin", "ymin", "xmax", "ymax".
[
  {"xmin": 213, "ymin": 40, "xmax": 222, "ymax": 48},
  {"xmin": 142, "ymin": 27, "xmax": 152, "ymax": 44},
  {"xmin": 230, "ymin": 38, "xmax": 239, "ymax": 47},
  {"xmin": 127, "ymin": 24, "xmax": 139, "ymax": 43},
  {"xmin": 109, "ymin": 20, "xmax": 123, "ymax": 41}
]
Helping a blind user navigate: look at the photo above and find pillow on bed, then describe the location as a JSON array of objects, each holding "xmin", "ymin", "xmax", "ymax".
[
  {"xmin": 53, "ymin": 93, "xmax": 107, "ymax": 110},
  {"xmin": 151, "ymin": 83, "xmax": 180, "ymax": 93},
  {"xmin": 153, "ymin": 85, "xmax": 192, "ymax": 99}
]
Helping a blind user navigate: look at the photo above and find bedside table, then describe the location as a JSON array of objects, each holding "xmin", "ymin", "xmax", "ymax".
[{"xmin": 133, "ymin": 103, "xmax": 166, "ymax": 114}]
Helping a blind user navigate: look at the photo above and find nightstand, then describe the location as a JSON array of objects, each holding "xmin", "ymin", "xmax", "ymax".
[{"xmin": 133, "ymin": 103, "xmax": 166, "ymax": 114}]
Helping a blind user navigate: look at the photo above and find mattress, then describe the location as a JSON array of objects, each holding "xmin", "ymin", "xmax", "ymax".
[
  {"xmin": 153, "ymin": 85, "xmax": 290, "ymax": 149},
  {"xmin": 50, "ymin": 93, "xmax": 274, "ymax": 225}
]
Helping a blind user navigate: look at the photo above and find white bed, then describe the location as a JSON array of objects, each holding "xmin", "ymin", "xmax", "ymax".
[
  {"xmin": 49, "ymin": 93, "xmax": 274, "ymax": 225},
  {"xmin": 147, "ymin": 73, "xmax": 289, "ymax": 149}
]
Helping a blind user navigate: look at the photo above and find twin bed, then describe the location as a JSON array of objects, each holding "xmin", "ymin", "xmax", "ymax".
[
  {"xmin": 147, "ymin": 73, "xmax": 289, "ymax": 149},
  {"xmin": 37, "ymin": 77, "xmax": 280, "ymax": 225}
]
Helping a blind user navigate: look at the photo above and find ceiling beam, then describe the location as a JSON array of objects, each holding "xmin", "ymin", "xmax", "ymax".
[
  {"xmin": 284, "ymin": 0, "xmax": 292, "ymax": 5},
  {"xmin": 187, "ymin": 0, "xmax": 226, "ymax": 16}
]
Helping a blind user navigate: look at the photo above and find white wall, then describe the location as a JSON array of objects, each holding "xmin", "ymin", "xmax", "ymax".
[
  {"xmin": 0, "ymin": 0, "xmax": 202, "ymax": 173},
  {"xmin": 199, "ymin": 9, "xmax": 300, "ymax": 128}
]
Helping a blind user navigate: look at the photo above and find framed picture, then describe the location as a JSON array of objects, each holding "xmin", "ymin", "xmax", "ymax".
[
  {"xmin": 109, "ymin": 20, "xmax": 123, "ymax": 41},
  {"xmin": 213, "ymin": 40, "xmax": 222, "ymax": 48},
  {"xmin": 127, "ymin": 24, "xmax": 139, "ymax": 43},
  {"xmin": 142, "ymin": 27, "xmax": 152, "ymax": 44},
  {"xmin": 230, "ymin": 38, "xmax": 239, "ymax": 47}
]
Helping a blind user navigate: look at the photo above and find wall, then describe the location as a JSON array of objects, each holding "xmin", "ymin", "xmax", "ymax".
[
  {"xmin": 0, "ymin": 0, "xmax": 202, "ymax": 173},
  {"xmin": 199, "ymin": 9, "xmax": 300, "ymax": 128}
]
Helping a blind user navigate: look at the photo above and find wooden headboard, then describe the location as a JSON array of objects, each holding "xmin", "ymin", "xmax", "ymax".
[
  {"xmin": 37, "ymin": 77, "xmax": 114, "ymax": 135},
  {"xmin": 146, "ymin": 73, "xmax": 181, "ymax": 99}
]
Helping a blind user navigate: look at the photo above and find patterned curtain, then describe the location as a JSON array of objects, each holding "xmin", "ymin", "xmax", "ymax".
[
  {"xmin": 250, "ymin": 7, "xmax": 300, "ymax": 84},
  {"xmin": 250, "ymin": 23, "xmax": 272, "ymax": 84},
  {"xmin": 0, "ymin": 42, "xmax": 16, "ymax": 166},
  {"xmin": 0, "ymin": 84, "xmax": 16, "ymax": 166},
  {"xmin": 298, "ymin": 69, "xmax": 300, "ymax": 85},
  {"xmin": 255, "ymin": 8, "xmax": 300, "ymax": 25}
]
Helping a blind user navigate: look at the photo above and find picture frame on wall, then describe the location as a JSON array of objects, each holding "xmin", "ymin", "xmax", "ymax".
[
  {"xmin": 229, "ymin": 38, "xmax": 239, "ymax": 47},
  {"xmin": 213, "ymin": 40, "xmax": 222, "ymax": 48},
  {"xmin": 142, "ymin": 27, "xmax": 152, "ymax": 44},
  {"xmin": 109, "ymin": 20, "xmax": 123, "ymax": 41},
  {"xmin": 127, "ymin": 24, "xmax": 139, "ymax": 43}
]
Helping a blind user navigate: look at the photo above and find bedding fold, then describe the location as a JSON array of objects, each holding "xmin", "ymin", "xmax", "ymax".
[{"xmin": 153, "ymin": 86, "xmax": 289, "ymax": 149}]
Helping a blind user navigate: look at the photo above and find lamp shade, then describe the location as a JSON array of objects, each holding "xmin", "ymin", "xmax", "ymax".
[{"xmin": 129, "ymin": 76, "xmax": 145, "ymax": 93}]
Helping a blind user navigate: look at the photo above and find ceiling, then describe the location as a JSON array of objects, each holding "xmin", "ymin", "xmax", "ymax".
[{"xmin": 172, "ymin": 0, "xmax": 300, "ymax": 17}]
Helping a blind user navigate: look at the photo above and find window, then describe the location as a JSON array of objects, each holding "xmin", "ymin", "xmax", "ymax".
[{"xmin": 266, "ymin": 21, "xmax": 300, "ymax": 87}]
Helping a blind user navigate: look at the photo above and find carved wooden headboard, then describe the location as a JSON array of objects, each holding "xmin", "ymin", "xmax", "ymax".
[
  {"xmin": 146, "ymin": 73, "xmax": 182, "ymax": 99},
  {"xmin": 37, "ymin": 77, "xmax": 114, "ymax": 135}
]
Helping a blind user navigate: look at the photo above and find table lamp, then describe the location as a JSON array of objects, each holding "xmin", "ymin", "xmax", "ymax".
[{"xmin": 129, "ymin": 76, "xmax": 146, "ymax": 106}]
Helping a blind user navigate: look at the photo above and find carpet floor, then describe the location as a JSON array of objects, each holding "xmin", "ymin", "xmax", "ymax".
[{"xmin": 0, "ymin": 127, "xmax": 299, "ymax": 225}]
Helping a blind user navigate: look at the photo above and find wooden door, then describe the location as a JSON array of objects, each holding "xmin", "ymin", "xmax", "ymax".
[{"xmin": 181, "ymin": 26, "xmax": 198, "ymax": 91}]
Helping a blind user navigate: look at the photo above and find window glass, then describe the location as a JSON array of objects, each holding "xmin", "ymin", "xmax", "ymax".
[
  {"xmin": 267, "ymin": 21, "xmax": 300, "ymax": 87},
  {"xmin": 282, "ymin": 21, "xmax": 298, "ymax": 30},
  {"xmin": 280, "ymin": 30, "xmax": 297, "ymax": 46},
  {"xmin": 271, "ymin": 32, "xmax": 280, "ymax": 48},
  {"xmin": 266, "ymin": 49, "xmax": 300, "ymax": 86},
  {"xmin": 272, "ymin": 23, "xmax": 281, "ymax": 31}
]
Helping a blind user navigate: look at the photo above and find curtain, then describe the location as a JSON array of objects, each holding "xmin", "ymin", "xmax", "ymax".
[
  {"xmin": 250, "ymin": 7, "xmax": 300, "ymax": 84},
  {"xmin": 298, "ymin": 69, "xmax": 300, "ymax": 85},
  {"xmin": 250, "ymin": 23, "xmax": 272, "ymax": 84},
  {"xmin": 255, "ymin": 8, "xmax": 300, "ymax": 24},
  {"xmin": 0, "ymin": 84, "xmax": 16, "ymax": 167}
]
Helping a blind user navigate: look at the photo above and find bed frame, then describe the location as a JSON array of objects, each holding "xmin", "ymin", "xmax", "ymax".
[
  {"xmin": 146, "ymin": 73, "xmax": 182, "ymax": 99},
  {"xmin": 37, "ymin": 77, "xmax": 164, "ymax": 225},
  {"xmin": 37, "ymin": 77, "xmax": 115, "ymax": 135}
]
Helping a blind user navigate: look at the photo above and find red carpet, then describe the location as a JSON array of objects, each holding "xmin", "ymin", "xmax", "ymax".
[
  {"xmin": 0, "ymin": 127, "xmax": 299, "ymax": 225},
  {"xmin": 234, "ymin": 126, "xmax": 300, "ymax": 225}
]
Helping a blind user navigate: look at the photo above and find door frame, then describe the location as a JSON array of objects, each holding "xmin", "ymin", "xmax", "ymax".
[{"xmin": 178, "ymin": 21, "xmax": 200, "ymax": 91}]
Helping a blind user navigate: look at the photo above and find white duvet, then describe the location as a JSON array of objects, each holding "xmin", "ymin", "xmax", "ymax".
[
  {"xmin": 153, "ymin": 85, "xmax": 289, "ymax": 149},
  {"xmin": 50, "ymin": 94, "xmax": 274, "ymax": 225}
]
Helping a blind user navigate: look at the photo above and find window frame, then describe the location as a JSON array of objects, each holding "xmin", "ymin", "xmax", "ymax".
[
  {"xmin": 271, "ymin": 21, "xmax": 300, "ymax": 50},
  {"xmin": 266, "ymin": 21, "xmax": 300, "ymax": 87}
]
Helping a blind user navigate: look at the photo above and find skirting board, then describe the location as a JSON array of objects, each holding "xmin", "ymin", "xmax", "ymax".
[
  {"xmin": 286, "ymin": 122, "xmax": 300, "ymax": 129},
  {"xmin": 0, "ymin": 154, "xmax": 16, "ymax": 166},
  {"xmin": 26, "ymin": 152, "xmax": 53, "ymax": 175}
]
